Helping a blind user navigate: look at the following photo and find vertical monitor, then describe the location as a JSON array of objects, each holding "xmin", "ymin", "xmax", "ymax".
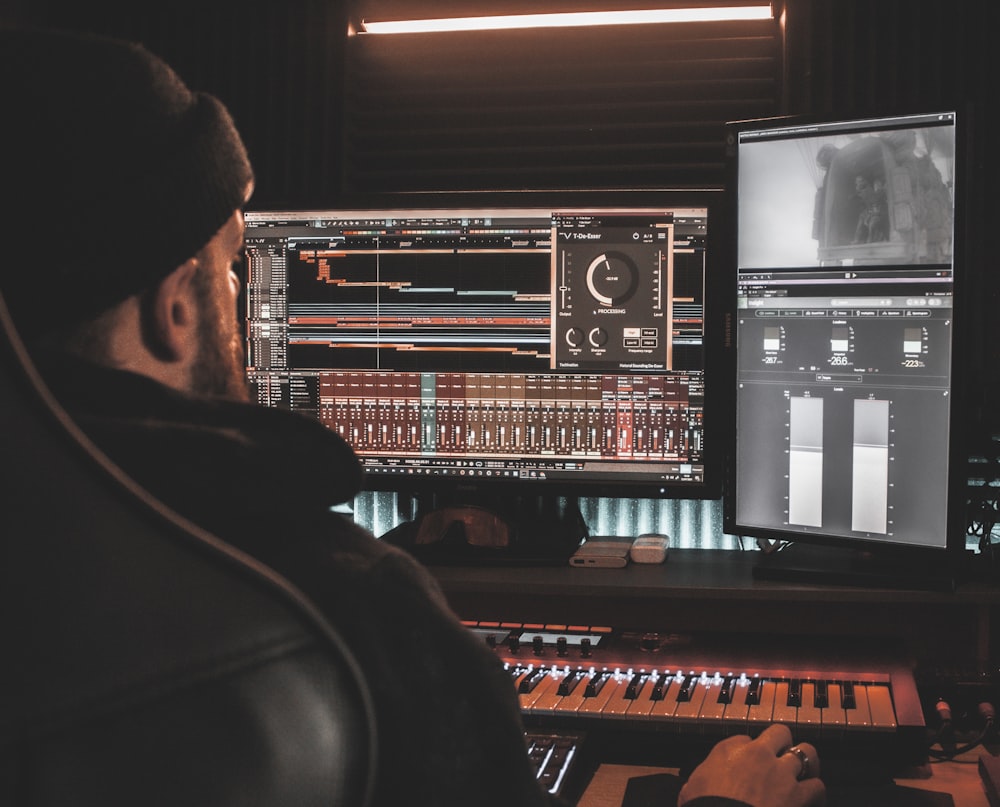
[{"xmin": 726, "ymin": 111, "xmax": 962, "ymax": 552}]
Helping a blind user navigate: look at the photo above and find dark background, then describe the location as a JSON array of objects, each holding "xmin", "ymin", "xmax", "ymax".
[{"xmin": 2, "ymin": 0, "xmax": 996, "ymax": 463}]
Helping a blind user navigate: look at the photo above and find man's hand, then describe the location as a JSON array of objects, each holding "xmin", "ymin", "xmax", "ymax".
[{"xmin": 678, "ymin": 724, "xmax": 825, "ymax": 807}]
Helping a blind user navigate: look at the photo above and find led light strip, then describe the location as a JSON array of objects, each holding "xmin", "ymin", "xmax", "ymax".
[{"xmin": 360, "ymin": 5, "xmax": 773, "ymax": 34}]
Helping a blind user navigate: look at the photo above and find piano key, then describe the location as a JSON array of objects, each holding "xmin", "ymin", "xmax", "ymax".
[
  {"xmin": 771, "ymin": 681, "xmax": 798, "ymax": 724},
  {"xmin": 747, "ymin": 680, "xmax": 778, "ymax": 724},
  {"xmin": 648, "ymin": 671, "xmax": 670, "ymax": 701},
  {"xmin": 507, "ymin": 664, "xmax": 531, "ymax": 690},
  {"xmin": 698, "ymin": 674, "xmax": 730, "ymax": 721},
  {"xmin": 814, "ymin": 680, "xmax": 830, "ymax": 709},
  {"xmin": 845, "ymin": 682, "xmax": 874, "ymax": 728},
  {"xmin": 624, "ymin": 670, "xmax": 647, "ymax": 700},
  {"xmin": 675, "ymin": 672, "xmax": 699, "ymax": 703},
  {"xmin": 841, "ymin": 681, "xmax": 858, "ymax": 710},
  {"xmin": 557, "ymin": 669, "xmax": 588, "ymax": 696},
  {"xmin": 796, "ymin": 681, "xmax": 823, "ymax": 727},
  {"xmin": 865, "ymin": 684, "xmax": 898, "ymax": 730},
  {"xmin": 558, "ymin": 668, "xmax": 603, "ymax": 713},
  {"xmin": 822, "ymin": 681, "xmax": 848, "ymax": 727},
  {"xmin": 530, "ymin": 668, "xmax": 582, "ymax": 715},
  {"xmin": 519, "ymin": 667, "xmax": 548, "ymax": 695},
  {"xmin": 787, "ymin": 678, "xmax": 803, "ymax": 708},
  {"xmin": 717, "ymin": 675, "xmax": 737, "ymax": 705},
  {"xmin": 674, "ymin": 673, "xmax": 712, "ymax": 720},
  {"xmin": 579, "ymin": 669, "xmax": 624, "ymax": 715},
  {"xmin": 603, "ymin": 670, "xmax": 649, "ymax": 717},
  {"xmin": 584, "ymin": 670, "xmax": 614, "ymax": 698},
  {"xmin": 520, "ymin": 670, "xmax": 561, "ymax": 710},
  {"xmin": 624, "ymin": 672, "xmax": 664, "ymax": 719},
  {"xmin": 649, "ymin": 673, "xmax": 686, "ymax": 719},
  {"xmin": 722, "ymin": 675, "xmax": 753, "ymax": 725}
]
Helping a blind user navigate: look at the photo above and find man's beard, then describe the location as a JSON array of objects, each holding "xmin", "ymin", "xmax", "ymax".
[{"xmin": 189, "ymin": 269, "xmax": 249, "ymax": 401}]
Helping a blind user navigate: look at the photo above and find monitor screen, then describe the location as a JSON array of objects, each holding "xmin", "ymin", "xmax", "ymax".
[
  {"xmin": 243, "ymin": 194, "xmax": 720, "ymax": 501},
  {"xmin": 725, "ymin": 111, "xmax": 963, "ymax": 554}
]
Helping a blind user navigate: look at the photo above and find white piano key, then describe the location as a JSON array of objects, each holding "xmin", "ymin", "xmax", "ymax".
[
  {"xmin": 746, "ymin": 680, "xmax": 778, "ymax": 725},
  {"xmin": 797, "ymin": 682, "xmax": 823, "ymax": 727},
  {"xmin": 771, "ymin": 681, "xmax": 798, "ymax": 724},
  {"xmin": 674, "ymin": 672, "xmax": 711, "ymax": 720},
  {"xmin": 865, "ymin": 684, "xmax": 897, "ymax": 730},
  {"xmin": 822, "ymin": 682, "xmax": 848, "ymax": 727}
]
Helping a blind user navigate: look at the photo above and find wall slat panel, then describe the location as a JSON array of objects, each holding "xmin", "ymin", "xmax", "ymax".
[{"xmin": 343, "ymin": 16, "xmax": 783, "ymax": 192}]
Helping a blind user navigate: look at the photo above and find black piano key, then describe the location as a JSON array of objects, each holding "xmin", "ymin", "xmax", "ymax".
[
  {"xmin": 745, "ymin": 677, "xmax": 763, "ymax": 706},
  {"xmin": 787, "ymin": 678, "xmax": 802, "ymax": 708},
  {"xmin": 649, "ymin": 673, "xmax": 669, "ymax": 701},
  {"xmin": 558, "ymin": 670, "xmax": 586, "ymax": 696},
  {"xmin": 675, "ymin": 673, "xmax": 697, "ymax": 703},
  {"xmin": 585, "ymin": 670, "xmax": 613, "ymax": 697},
  {"xmin": 814, "ymin": 679, "xmax": 829, "ymax": 708},
  {"xmin": 519, "ymin": 668, "xmax": 547, "ymax": 694},
  {"xmin": 841, "ymin": 681, "xmax": 857, "ymax": 710},
  {"xmin": 718, "ymin": 676, "xmax": 736, "ymax": 704},
  {"xmin": 624, "ymin": 672, "xmax": 647, "ymax": 699}
]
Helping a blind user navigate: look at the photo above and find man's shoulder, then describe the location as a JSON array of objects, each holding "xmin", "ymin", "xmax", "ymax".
[{"xmin": 32, "ymin": 349, "xmax": 364, "ymax": 508}]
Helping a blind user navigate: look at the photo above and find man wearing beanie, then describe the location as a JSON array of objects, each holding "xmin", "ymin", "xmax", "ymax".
[{"xmin": 0, "ymin": 27, "xmax": 824, "ymax": 807}]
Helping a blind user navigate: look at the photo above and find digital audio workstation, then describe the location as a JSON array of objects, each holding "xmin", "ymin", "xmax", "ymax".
[
  {"xmin": 725, "ymin": 110, "xmax": 964, "ymax": 580},
  {"xmin": 243, "ymin": 197, "xmax": 718, "ymax": 502}
]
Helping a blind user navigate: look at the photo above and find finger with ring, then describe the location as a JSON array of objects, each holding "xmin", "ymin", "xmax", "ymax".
[{"xmin": 783, "ymin": 744, "xmax": 810, "ymax": 780}]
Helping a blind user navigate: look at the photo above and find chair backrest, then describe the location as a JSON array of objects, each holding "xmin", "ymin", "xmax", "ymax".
[{"xmin": 0, "ymin": 292, "xmax": 377, "ymax": 806}]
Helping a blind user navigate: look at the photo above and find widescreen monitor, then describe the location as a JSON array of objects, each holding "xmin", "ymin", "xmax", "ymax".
[
  {"xmin": 243, "ymin": 193, "xmax": 720, "ymax": 508},
  {"xmin": 724, "ymin": 110, "xmax": 966, "ymax": 580}
]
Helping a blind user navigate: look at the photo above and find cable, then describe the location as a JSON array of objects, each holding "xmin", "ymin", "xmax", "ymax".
[{"xmin": 927, "ymin": 701, "xmax": 995, "ymax": 761}]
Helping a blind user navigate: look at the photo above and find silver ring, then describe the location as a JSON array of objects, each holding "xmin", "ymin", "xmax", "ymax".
[{"xmin": 784, "ymin": 745, "xmax": 810, "ymax": 780}]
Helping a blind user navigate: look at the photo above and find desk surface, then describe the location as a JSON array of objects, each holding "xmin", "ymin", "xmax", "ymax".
[
  {"xmin": 579, "ymin": 753, "xmax": 989, "ymax": 807},
  {"xmin": 432, "ymin": 548, "xmax": 1000, "ymax": 670},
  {"xmin": 578, "ymin": 751, "xmax": 990, "ymax": 807},
  {"xmin": 431, "ymin": 548, "xmax": 1000, "ymax": 604}
]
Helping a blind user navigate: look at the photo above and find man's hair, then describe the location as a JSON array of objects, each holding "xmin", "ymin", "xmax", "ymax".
[{"xmin": 0, "ymin": 27, "xmax": 254, "ymax": 342}]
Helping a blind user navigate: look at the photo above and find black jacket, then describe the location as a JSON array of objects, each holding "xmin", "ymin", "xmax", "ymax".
[{"xmin": 37, "ymin": 352, "xmax": 750, "ymax": 807}]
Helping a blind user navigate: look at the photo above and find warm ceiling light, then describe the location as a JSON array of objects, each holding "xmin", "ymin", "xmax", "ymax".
[{"xmin": 360, "ymin": 5, "xmax": 773, "ymax": 34}]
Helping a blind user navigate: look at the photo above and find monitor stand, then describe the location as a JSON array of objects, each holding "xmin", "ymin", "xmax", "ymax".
[
  {"xmin": 380, "ymin": 491, "xmax": 588, "ymax": 566},
  {"xmin": 751, "ymin": 541, "xmax": 958, "ymax": 592}
]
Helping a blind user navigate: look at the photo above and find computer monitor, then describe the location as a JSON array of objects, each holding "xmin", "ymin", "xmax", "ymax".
[
  {"xmin": 724, "ymin": 111, "xmax": 967, "ymax": 585},
  {"xmin": 243, "ymin": 191, "xmax": 720, "ymax": 549}
]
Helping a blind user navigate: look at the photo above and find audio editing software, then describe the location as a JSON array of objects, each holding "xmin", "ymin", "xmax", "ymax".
[
  {"xmin": 244, "ymin": 206, "xmax": 709, "ymax": 488},
  {"xmin": 732, "ymin": 112, "xmax": 957, "ymax": 549},
  {"xmin": 735, "ymin": 268, "xmax": 953, "ymax": 542}
]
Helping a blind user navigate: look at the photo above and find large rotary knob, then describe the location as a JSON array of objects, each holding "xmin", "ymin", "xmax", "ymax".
[{"xmin": 586, "ymin": 251, "xmax": 639, "ymax": 305}]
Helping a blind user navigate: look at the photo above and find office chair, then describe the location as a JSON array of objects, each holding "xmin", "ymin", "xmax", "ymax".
[{"xmin": 0, "ymin": 291, "xmax": 377, "ymax": 806}]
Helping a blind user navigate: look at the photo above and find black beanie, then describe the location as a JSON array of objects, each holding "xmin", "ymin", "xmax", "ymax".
[{"xmin": 0, "ymin": 27, "xmax": 254, "ymax": 338}]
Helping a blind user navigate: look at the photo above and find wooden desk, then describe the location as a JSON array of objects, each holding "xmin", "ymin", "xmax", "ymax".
[
  {"xmin": 577, "ymin": 753, "xmax": 991, "ymax": 807},
  {"xmin": 432, "ymin": 549, "xmax": 1000, "ymax": 671}
]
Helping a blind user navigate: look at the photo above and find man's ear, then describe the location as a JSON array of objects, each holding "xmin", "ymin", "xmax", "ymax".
[{"xmin": 143, "ymin": 257, "xmax": 200, "ymax": 362}]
